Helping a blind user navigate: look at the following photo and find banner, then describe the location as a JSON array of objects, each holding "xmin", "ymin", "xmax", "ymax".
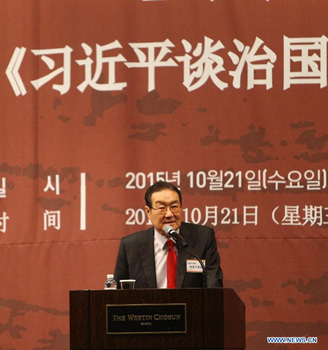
[{"xmin": 1, "ymin": 1, "xmax": 327, "ymax": 349}]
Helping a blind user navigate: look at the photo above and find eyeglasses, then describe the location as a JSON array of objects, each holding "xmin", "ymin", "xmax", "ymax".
[{"xmin": 150, "ymin": 204, "xmax": 181, "ymax": 214}]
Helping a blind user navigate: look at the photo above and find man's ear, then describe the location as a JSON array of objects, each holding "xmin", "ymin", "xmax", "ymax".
[{"xmin": 144, "ymin": 206, "xmax": 151, "ymax": 217}]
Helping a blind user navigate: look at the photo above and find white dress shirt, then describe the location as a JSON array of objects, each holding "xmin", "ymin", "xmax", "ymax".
[{"xmin": 154, "ymin": 229, "xmax": 178, "ymax": 288}]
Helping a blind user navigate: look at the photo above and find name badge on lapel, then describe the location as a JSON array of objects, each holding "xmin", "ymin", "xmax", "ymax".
[{"xmin": 186, "ymin": 259, "xmax": 206, "ymax": 273}]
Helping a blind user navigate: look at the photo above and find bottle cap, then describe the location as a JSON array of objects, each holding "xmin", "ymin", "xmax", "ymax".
[{"xmin": 107, "ymin": 274, "xmax": 114, "ymax": 279}]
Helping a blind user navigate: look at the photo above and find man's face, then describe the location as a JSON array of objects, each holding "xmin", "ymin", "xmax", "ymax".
[{"xmin": 145, "ymin": 189, "xmax": 182, "ymax": 236}]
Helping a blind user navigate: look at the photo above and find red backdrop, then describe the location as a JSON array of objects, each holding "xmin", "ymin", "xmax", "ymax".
[{"xmin": 1, "ymin": 1, "xmax": 327, "ymax": 349}]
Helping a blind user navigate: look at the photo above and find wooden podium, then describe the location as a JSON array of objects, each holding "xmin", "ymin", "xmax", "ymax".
[{"xmin": 70, "ymin": 288, "xmax": 245, "ymax": 350}]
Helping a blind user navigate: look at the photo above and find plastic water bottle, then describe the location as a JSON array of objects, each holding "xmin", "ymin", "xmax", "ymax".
[{"xmin": 104, "ymin": 274, "xmax": 117, "ymax": 289}]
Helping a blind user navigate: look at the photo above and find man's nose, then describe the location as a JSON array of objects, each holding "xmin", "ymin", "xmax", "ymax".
[{"xmin": 164, "ymin": 207, "xmax": 174, "ymax": 216}]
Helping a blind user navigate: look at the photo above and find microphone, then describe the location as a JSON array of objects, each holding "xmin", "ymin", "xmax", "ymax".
[
  {"xmin": 164, "ymin": 225, "xmax": 207, "ymax": 288},
  {"xmin": 164, "ymin": 225, "xmax": 188, "ymax": 248}
]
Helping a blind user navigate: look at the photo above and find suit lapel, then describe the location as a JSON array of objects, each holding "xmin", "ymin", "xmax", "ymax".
[
  {"xmin": 139, "ymin": 227, "xmax": 157, "ymax": 288},
  {"xmin": 176, "ymin": 223, "xmax": 194, "ymax": 288},
  {"xmin": 137, "ymin": 224, "xmax": 197, "ymax": 289}
]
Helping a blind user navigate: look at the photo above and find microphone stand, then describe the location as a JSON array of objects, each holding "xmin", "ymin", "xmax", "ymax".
[{"xmin": 174, "ymin": 239, "xmax": 207, "ymax": 288}]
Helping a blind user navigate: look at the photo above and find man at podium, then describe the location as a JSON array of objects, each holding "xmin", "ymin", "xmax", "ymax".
[{"xmin": 114, "ymin": 181, "xmax": 223, "ymax": 289}]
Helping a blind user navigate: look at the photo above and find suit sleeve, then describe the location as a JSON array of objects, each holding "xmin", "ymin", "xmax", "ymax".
[
  {"xmin": 204, "ymin": 227, "xmax": 223, "ymax": 287},
  {"xmin": 114, "ymin": 238, "xmax": 129, "ymax": 289}
]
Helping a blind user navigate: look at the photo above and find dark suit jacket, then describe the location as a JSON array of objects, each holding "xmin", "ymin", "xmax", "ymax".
[{"xmin": 114, "ymin": 222, "xmax": 223, "ymax": 288}]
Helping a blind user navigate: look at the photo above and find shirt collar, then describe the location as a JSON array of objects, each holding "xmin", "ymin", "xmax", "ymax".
[
  {"xmin": 154, "ymin": 229, "xmax": 169, "ymax": 250},
  {"xmin": 154, "ymin": 228, "xmax": 180, "ymax": 249}
]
